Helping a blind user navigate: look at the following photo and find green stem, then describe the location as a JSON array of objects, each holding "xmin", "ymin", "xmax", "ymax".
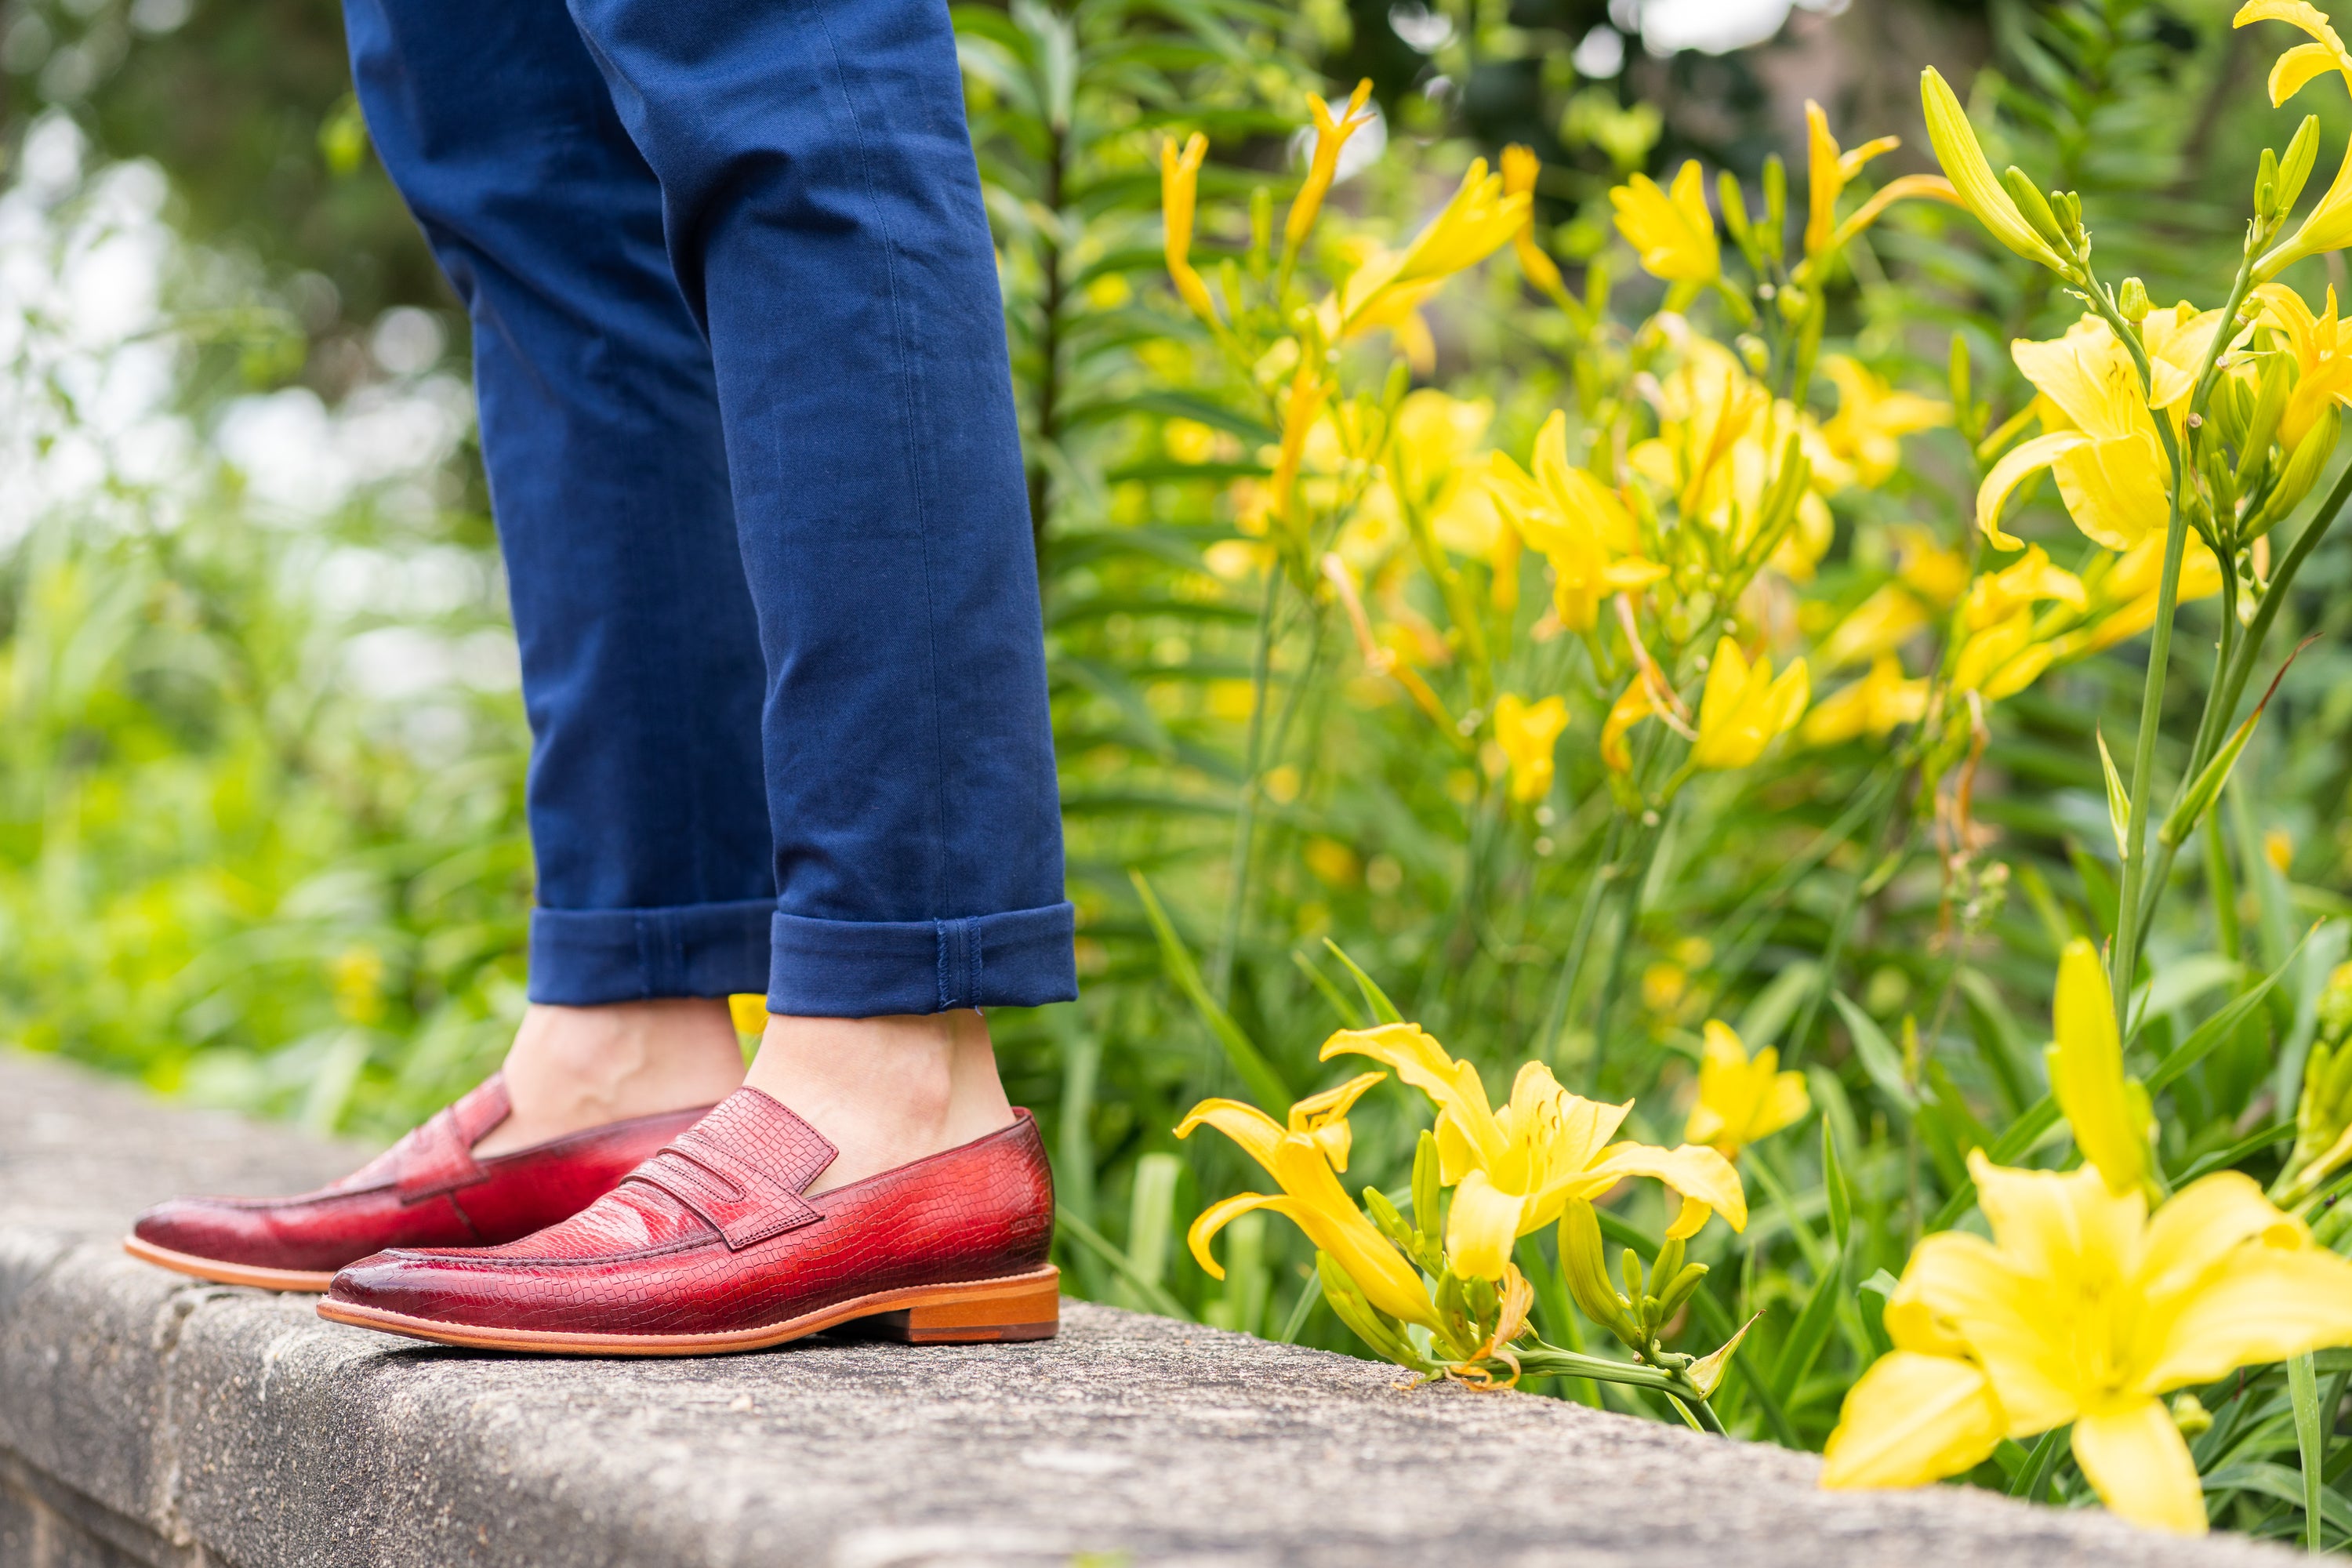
[
  {"xmin": 1209, "ymin": 565, "xmax": 1283, "ymax": 1003},
  {"xmin": 2132, "ymin": 448, "xmax": 2352, "ymax": 942},
  {"xmin": 1585, "ymin": 813, "xmax": 1669, "ymax": 1094},
  {"xmin": 1541, "ymin": 815, "xmax": 1623, "ymax": 1066},
  {"xmin": 1513, "ymin": 1344, "xmax": 1726, "ymax": 1432},
  {"xmin": 2095, "ymin": 248, "xmax": 2256, "ymax": 1023}
]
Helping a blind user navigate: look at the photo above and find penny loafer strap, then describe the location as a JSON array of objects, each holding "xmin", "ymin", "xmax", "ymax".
[
  {"xmin": 395, "ymin": 1075, "xmax": 512, "ymax": 1203},
  {"xmin": 628, "ymin": 1089, "xmax": 837, "ymax": 1250}
]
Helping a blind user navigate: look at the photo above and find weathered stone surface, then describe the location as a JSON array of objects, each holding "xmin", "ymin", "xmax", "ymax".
[{"xmin": 0, "ymin": 1049, "xmax": 2288, "ymax": 1566}]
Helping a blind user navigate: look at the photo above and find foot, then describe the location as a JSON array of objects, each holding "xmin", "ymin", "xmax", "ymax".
[
  {"xmin": 740, "ymin": 1008, "xmax": 1014, "ymax": 1193},
  {"xmin": 318, "ymin": 1089, "xmax": 1058, "ymax": 1353},
  {"xmin": 474, "ymin": 998, "xmax": 747, "ymax": 1156},
  {"xmin": 125, "ymin": 997, "xmax": 745, "ymax": 1291}
]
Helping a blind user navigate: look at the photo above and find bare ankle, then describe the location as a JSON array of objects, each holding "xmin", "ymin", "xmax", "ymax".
[
  {"xmin": 473, "ymin": 999, "xmax": 746, "ymax": 1157},
  {"xmin": 742, "ymin": 1009, "xmax": 1013, "ymax": 1193}
]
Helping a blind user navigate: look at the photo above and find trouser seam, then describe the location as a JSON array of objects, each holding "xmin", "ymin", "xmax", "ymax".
[{"xmin": 804, "ymin": 0, "xmax": 955, "ymax": 924}]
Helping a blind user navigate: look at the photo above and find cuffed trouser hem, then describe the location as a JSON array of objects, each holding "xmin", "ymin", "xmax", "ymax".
[
  {"xmin": 768, "ymin": 901, "xmax": 1078, "ymax": 1017},
  {"xmin": 526, "ymin": 898, "xmax": 775, "ymax": 1004}
]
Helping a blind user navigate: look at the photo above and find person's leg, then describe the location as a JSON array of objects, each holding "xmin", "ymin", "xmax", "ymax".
[
  {"xmin": 564, "ymin": 0, "xmax": 1076, "ymax": 1189},
  {"xmin": 343, "ymin": 0, "xmax": 775, "ymax": 1151}
]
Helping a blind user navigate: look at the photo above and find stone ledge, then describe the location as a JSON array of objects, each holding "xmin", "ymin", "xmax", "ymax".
[{"xmin": 0, "ymin": 1050, "xmax": 2287, "ymax": 1567}]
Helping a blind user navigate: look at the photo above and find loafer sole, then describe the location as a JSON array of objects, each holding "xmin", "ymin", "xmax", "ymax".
[
  {"xmin": 314, "ymin": 1263, "xmax": 1061, "ymax": 1356},
  {"xmin": 122, "ymin": 1235, "xmax": 338, "ymax": 1294}
]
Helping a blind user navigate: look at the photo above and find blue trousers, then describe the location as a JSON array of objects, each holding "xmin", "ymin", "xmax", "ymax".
[{"xmin": 343, "ymin": 0, "xmax": 1074, "ymax": 1017}]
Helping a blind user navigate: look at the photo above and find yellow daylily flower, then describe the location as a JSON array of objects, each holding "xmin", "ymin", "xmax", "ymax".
[
  {"xmin": 1948, "ymin": 544, "xmax": 2096, "ymax": 702},
  {"xmin": 1817, "ymin": 584, "xmax": 1928, "ymax": 672},
  {"xmin": 1285, "ymin": 80, "xmax": 1375, "ymax": 253},
  {"xmin": 1485, "ymin": 410, "xmax": 1666, "ymax": 631},
  {"xmin": 1501, "ymin": 143, "xmax": 1569, "ymax": 302},
  {"xmin": 728, "ymin": 993, "xmax": 769, "ymax": 1035},
  {"xmin": 2257, "ymin": 282, "xmax": 2352, "ymax": 446},
  {"xmin": 1962, "ymin": 544, "xmax": 2088, "ymax": 629},
  {"xmin": 1321, "ymin": 1023, "xmax": 1747, "ymax": 1279},
  {"xmin": 1918, "ymin": 67, "xmax": 2067, "ymax": 271},
  {"xmin": 1692, "ymin": 635, "xmax": 1809, "ymax": 770},
  {"xmin": 1820, "ymin": 356, "xmax": 1951, "ymax": 487},
  {"xmin": 1160, "ymin": 132, "xmax": 1221, "ymax": 325},
  {"xmin": 1802, "ymin": 654, "xmax": 1930, "ymax": 746},
  {"xmin": 1609, "ymin": 160, "xmax": 1719, "ymax": 284},
  {"xmin": 1684, "ymin": 1020, "xmax": 1810, "ymax": 1160},
  {"xmin": 1824, "ymin": 1151, "xmax": 2352, "ymax": 1534},
  {"xmin": 1267, "ymin": 357, "xmax": 1331, "ymax": 539},
  {"xmin": 2055, "ymin": 532, "xmax": 2225, "ymax": 658},
  {"xmin": 1802, "ymin": 100, "xmax": 1901, "ymax": 260},
  {"xmin": 1329, "ymin": 162, "xmax": 1526, "ymax": 347},
  {"xmin": 2047, "ymin": 936, "xmax": 2154, "ymax": 1198},
  {"xmin": 1977, "ymin": 318, "xmax": 2170, "ymax": 551},
  {"xmin": 1814, "ymin": 526, "xmax": 1969, "ymax": 672},
  {"xmin": 1493, "ymin": 692, "xmax": 1570, "ymax": 804},
  {"xmin": 2237, "ymin": 2, "xmax": 2352, "ymax": 278},
  {"xmin": 1599, "ymin": 675, "xmax": 1661, "ymax": 773},
  {"xmin": 2136, "ymin": 300, "xmax": 2231, "ymax": 422},
  {"xmin": 1178, "ymin": 1073, "xmax": 1441, "ymax": 1329},
  {"xmin": 1376, "ymin": 390, "xmax": 1501, "ymax": 557}
]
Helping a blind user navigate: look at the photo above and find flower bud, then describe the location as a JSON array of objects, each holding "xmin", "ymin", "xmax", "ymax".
[
  {"xmin": 2000, "ymin": 166, "xmax": 2068, "ymax": 250},
  {"xmin": 2170, "ymin": 1392, "xmax": 2213, "ymax": 1439},
  {"xmin": 2118, "ymin": 276, "xmax": 2150, "ymax": 323},
  {"xmin": 1761, "ymin": 154, "xmax": 1787, "ymax": 263},
  {"xmin": 2280, "ymin": 114, "xmax": 2322, "ymax": 218}
]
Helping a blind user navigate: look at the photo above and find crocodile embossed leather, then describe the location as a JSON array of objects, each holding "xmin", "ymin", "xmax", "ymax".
[
  {"xmin": 314, "ymin": 1088, "xmax": 1061, "ymax": 1355},
  {"xmin": 123, "ymin": 1076, "xmax": 714, "ymax": 1292}
]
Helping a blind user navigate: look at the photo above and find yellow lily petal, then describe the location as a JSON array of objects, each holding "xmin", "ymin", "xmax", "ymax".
[
  {"xmin": 1975, "ymin": 430, "xmax": 2089, "ymax": 547},
  {"xmin": 1977, "ymin": 640, "xmax": 2058, "ymax": 701},
  {"xmin": 2071, "ymin": 1398, "xmax": 2208, "ymax": 1535},
  {"xmin": 1320, "ymin": 1023, "xmax": 1508, "ymax": 1169},
  {"xmin": 1918, "ymin": 68, "xmax": 2067, "ymax": 270},
  {"xmin": 1189, "ymin": 1189, "xmax": 1284, "ymax": 1280},
  {"xmin": 2048, "ymin": 936, "xmax": 2150, "ymax": 1197},
  {"xmin": 2049, "ymin": 432, "xmax": 2169, "ymax": 551},
  {"xmin": 1599, "ymin": 677, "xmax": 1653, "ymax": 771},
  {"xmin": 1819, "ymin": 1351, "xmax": 2007, "ymax": 1490},
  {"xmin": 1609, "ymin": 159, "xmax": 1720, "ymax": 283},
  {"xmin": 2140, "ymin": 1240, "xmax": 2352, "ymax": 1391},
  {"xmin": 2133, "ymin": 1170, "xmax": 2305, "ymax": 1311},
  {"xmin": 1269, "ymin": 1136, "xmax": 1443, "ymax": 1328},
  {"xmin": 1446, "ymin": 1167, "xmax": 1528, "ymax": 1280},
  {"xmin": 1494, "ymin": 692, "xmax": 1570, "ymax": 804},
  {"xmin": 1894, "ymin": 1228, "xmax": 2082, "ymax": 1435},
  {"xmin": 1972, "ymin": 1152, "xmax": 2141, "ymax": 1304},
  {"xmin": 1585, "ymin": 1141, "xmax": 1749, "ymax": 1232},
  {"xmin": 1175, "ymin": 1098, "xmax": 1287, "ymax": 1179}
]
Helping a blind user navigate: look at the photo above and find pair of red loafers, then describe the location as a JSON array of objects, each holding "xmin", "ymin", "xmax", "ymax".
[{"xmin": 124, "ymin": 1077, "xmax": 1059, "ymax": 1354}]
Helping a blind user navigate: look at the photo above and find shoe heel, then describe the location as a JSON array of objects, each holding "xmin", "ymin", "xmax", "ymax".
[{"xmin": 862, "ymin": 1268, "xmax": 1060, "ymax": 1344}]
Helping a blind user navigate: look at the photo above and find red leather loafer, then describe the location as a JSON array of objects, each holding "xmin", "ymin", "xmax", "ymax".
[
  {"xmin": 124, "ymin": 1076, "xmax": 713, "ymax": 1292},
  {"xmin": 314, "ymin": 1087, "xmax": 1059, "ymax": 1354}
]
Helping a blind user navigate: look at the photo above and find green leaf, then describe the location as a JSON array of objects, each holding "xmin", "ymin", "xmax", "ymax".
[
  {"xmin": 2007, "ymin": 1425, "xmax": 2067, "ymax": 1502},
  {"xmin": 1831, "ymin": 991, "xmax": 1918, "ymax": 1112},
  {"xmin": 2290, "ymin": 1351, "xmax": 2326, "ymax": 1550},
  {"xmin": 1323, "ymin": 938, "xmax": 1404, "ymax": 1024},
  {"xmin": 1130, "ymin": 870, "xmax": 1294, "ymax": 1111},
  {"xmin": 2147, "ymin": 929, "xmax": 2310, "ymax": 1091},
  {"xmin": 1822, "ymin": 1120, "xmax": 1851, "ymax": 1253},
  {"xmin": 1292, "ymin": 949, "xmax": 1364, "ymax": 1029},
  {"xmin": 2097, "ymin": 727, "xmax": 2131, "ymax": 861}
]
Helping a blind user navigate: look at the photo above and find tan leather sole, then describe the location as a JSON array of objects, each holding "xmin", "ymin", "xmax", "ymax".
[
  {"xmin": 313, "ymin": 1265, "xmax": 1061, "ymax": 1356},
  {"xmin": 122, "ymin": 1235, "xmax": 337, "ymax": 1294}
]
